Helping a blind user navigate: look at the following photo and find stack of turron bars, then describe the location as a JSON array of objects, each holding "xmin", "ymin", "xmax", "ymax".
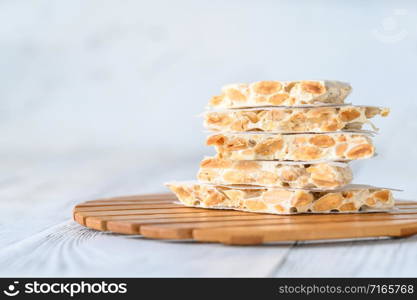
[{"xmin": 167, "ymin": 80, "xmax": 395, "ymax": 214}]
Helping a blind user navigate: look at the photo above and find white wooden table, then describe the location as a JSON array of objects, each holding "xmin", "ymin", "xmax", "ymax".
[{"xmin": 1, "ymin": 150, "xmax": 416, "ymax": 277}]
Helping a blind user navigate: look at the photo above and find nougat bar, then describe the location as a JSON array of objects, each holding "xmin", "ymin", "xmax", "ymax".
[
  {"xmin": 207, "ymin": 132, "xmax": 374, "ymax": 161},
  {"xmin": 167, "ymin": 182, "xmax": 394, "ymax": 214},
  {"xmin": 204, "ymin": 106, "xmax": 389, "ymax": 133},
  {"xmin": 197, "ymin": 157, "xmax": 352, "ymax": 189},
  {"xmin": 208, "ymin": 80, "xmax": 352, "ymax": 109}
]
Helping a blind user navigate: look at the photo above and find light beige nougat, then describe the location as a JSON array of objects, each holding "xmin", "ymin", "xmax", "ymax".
[
  {"xmin": 197, "ymin": 157, "xmax": 352, "ymax": 189},
  {"xmin": 204, "ymin": 106, "xmax": 390, "ymax": 132},
  {"xmin": 167, "ymin": 182, "xmax": 394, "ymax": 214},
  {"xmin": 206, "ymin": 132, "xmax": 374, "ymax": 161},
  {"xmin": 208, "ymin": 80, "xmax": 352, "ymax": 108}
]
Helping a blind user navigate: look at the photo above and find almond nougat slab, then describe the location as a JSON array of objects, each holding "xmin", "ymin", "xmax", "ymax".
[
  {"xmin": 166, "ymin": 182, "xmax": 394, "ymax": 214},
  {"xmin": 208, "ymin": 80, "xmax": 352, "ymax": 109},
  {"xmin": 207, "ymin": 132, "xmax": 374, "ymax": 161},
  {"xmin": 204, "ymin": 106, "xmax": 389, "ymax": 133},
  {"xmin": 197, "ymin": 157, "xmax": 352, "ymax": 189}
]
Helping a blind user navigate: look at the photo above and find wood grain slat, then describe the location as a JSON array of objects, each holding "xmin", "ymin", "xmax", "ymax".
[
  {"xmin": 74, "ymin": 199, "xmax": 174, "ymax": 208},
  {"xmin": 73, "ymin": 206, "xmax": 232, "ymax": 224},
  {"xmin": 192, "ymin": 220, "xmax": 417, "ymax": 245},
  {"xmin": 73, "ymin": 194, "xmax": 417, "ymax": 245},
  {"xmin": 395, "ymin": 201, "xmax": 417, "ymax": 205},
  {"xmin": 74, "ymin": 203, "xmax": 180, "ymax": 212},
  {"xmin": 74, "ymin": 204, "xmax": 189, "ymax": 224},
  {"xmin": 84, "ymin": 209, "xmax": 417, "ymax": 232},
  {"xmin": 139, "ymin": 213, "xmax": 417, "ymax": 240},
  {"xmin": 83, "ymin": 210, "xmax": 260, "ymax": 231},
  {"xmin": 105, "ymin": 214, "xmax": 282, "ymax": 234},
  {"xmin": 84, "ymin": 193, "xmax": 175, "ymax": 203}
]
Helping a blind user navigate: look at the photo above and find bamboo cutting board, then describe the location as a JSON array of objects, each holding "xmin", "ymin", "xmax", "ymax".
[{"xmin": 73, "ymin": 193, "xmax": 417, "ymax": 245}]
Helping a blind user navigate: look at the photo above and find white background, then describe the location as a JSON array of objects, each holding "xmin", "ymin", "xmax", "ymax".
[{"xmin": 1, "ymin": 0, "xmax": 416, "ymax": 198}]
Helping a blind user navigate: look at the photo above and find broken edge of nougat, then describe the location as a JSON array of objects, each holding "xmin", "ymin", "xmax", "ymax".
[
  {"xmin": 166, "ymin": 181, "xmax": 396, "ymax": 215},
  {"xmin": 208, "ymin": 80, "xmax": 352, "ymax": 109},
  {"xmin": 204, "ymin": 105, "xmax": 390, "ymax": 133},
  {"xmin": 197, "ymin": 156, "xmax": 353, "ymax": 189},
  {"xmin": 206, "ymin": 131, "xmax": 375, "ymax": 161}
]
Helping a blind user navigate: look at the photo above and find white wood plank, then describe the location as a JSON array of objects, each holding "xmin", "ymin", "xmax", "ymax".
[
  {"xmin": 273, "ymin": 235, "xmax": 417, "ymax": 277},
  {"xmin": 0, "ymin": 220, "xmax": 292, "ymax": 277}
]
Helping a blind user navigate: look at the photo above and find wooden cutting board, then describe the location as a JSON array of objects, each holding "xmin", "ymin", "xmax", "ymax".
[{"xmin": 73, "ymin": 193, "xmax": 417, "ymax": 245}]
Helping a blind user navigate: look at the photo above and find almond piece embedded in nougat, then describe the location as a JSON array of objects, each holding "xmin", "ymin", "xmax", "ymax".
[
  {"xmin": 204, "ymin": 105, "xmax": 390, "ymax": 132},
  {"xmin": 206, "ymin": 132, "xmax": 374, "ymax": 161},
  {"xmin": 166, "ymin": 182, "xmax": 394, "ymax": 215},
  {"xmin": 208, "ymin": 80, "xmax": 352, "ymax": 109},
  {"xmin": 197, "ymin": 157, "xmax": 352, "ymax": 189}
]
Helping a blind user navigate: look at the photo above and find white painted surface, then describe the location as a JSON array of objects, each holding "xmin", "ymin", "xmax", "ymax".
[{"xmin": 0, "ymin": 0, "xmax": 416, "ymax": 277}]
